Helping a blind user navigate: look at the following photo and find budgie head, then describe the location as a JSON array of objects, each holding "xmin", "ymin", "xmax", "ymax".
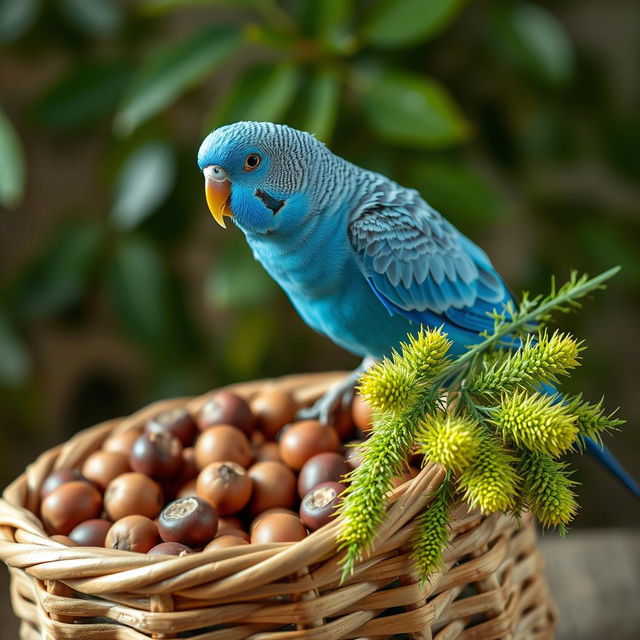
[{"xmin": 198, "ymin": 121, "xmax": 332, "ymax": 234}]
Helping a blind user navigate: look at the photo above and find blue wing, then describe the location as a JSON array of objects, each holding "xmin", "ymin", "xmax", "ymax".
[{"xmin": 347, "ymin": 178, "xmax": 513, "ymax": 336}]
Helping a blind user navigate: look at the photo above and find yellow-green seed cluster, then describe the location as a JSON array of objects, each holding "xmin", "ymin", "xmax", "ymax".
[{"xmin": 417, "ymin": 416, "xmax": 479, "ymax": 473}]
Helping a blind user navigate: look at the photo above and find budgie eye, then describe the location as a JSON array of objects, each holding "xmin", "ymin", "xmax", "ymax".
[{"xmin": 243, "ymin": 153, "xmax": 261, "ymax": 172}]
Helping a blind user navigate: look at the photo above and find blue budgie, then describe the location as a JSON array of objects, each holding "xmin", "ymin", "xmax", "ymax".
[{"xmin": 198, "ymin": 121, "xmax": 638, "ymax": 497}]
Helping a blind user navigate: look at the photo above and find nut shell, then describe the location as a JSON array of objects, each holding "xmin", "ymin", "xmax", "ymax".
[
  {"xmin": 105, "ymin": 515, "xmax": 160, "ymax": 553},
  {"xmin": 103, "ymin": 430, "xmax": 141, "ymax": 457},
  {"xmin": 104, "ymin": 472, "xmax": 164, "ymax": 521},
  {"xmin": 251, "ymin": 390, "xmax": 297, "ymax": 440},
  {"xmin": 130, "ymin": 432, "xmax": 183, "ymax": 479},
  {"xmin": 205, "ymin": 535, "xmax": 250, "ymax": 550},
  {"xmin": 41, "ymin": 482, "xmax": 103, "ymax": 535},
  {"xmin": 195, "ymin": 425, "xmax": 252, "ymax": 469},
  {"xmin": 145, "ymin": 408, "xmax": 197, "ymax": 446},
  {"xmin": 352, "ymin": 394, "xmax": 373, "ymax": 433},
  {"xmin": 82, "ymin": 451, "xmax": 130, "ymax": 490},
  {"xmin": 299, "ymin": 481, "xmax": 345, "ymax": 531},
  {"xmin": 158, "ymin": 496, "xmax": 218, "ymax": 548},
  {"xmin": 69, "ymin": 519, "xmax": 113, "ymax": 547},
  {"xmin": 279, "ymin": 421, "xmax": 340, "ymax": 470},
  {"xmin": 40, "ymin": 469, "xmax": 88, "ymax": 501},
  {"xmin": 147, "ymin": 542, "xmax": 195, "ymax": 556},
  {"xmin": 247, "ymin": 461, "xmax": 296, "ymax": 515},
  {"xmin": 297, "ymin": 452, "xmax": 350, "ymax": 498},
  {"xmin": 251, "ymin": 513, "xmax": 308, "ymax": 544},
  {"xmin": 197, "ymin": 461, "xmax": 252, "ymax": 515},
  {"xmin": 198, "ymin": 391, "xmax": 255, "ymax": 436}
]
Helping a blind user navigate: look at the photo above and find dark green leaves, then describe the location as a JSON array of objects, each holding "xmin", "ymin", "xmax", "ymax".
[
  {"xmin": 364, "ymin": 0, "xmax": 467, "ymax": 48},
  {"xmin": 33, "ymin": 61, "xmax": 130, "ymax": 131},
  {"xmin": 360, "ymin": 71, "xmax": 470, "ymax": 148},
  {"xmin": 56, "ymin": 0, "xmax": 123, "ymax": 38},
  {"xmin": 0, "ymin": 107, "xmax": 25, "ymax": 208},
  {"xmin": 206, "ymin": 62, "xmax": 299, "ymax": 130},
  {"xmin": 115, "ymin": 25, "xmax": 241, "ymax": 134},
  {"xmin": 110, "ymin": 141, "xmax": 176, "ymax": 230},
  {"xmin": 290, "ymin": 68, "xmax": 340, "ymax": 142},
  {"xmin": 0, "ymin": 0, "xmax": 39, "ymax": 44}
]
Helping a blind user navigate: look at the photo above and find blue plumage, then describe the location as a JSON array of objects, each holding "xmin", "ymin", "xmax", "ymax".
[{"xmin": 198, "ymin": 121, "xmax": 638, "ymax": 497}]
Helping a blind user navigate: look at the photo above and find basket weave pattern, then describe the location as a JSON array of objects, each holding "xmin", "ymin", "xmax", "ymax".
[{"xmin": 0, "ymin": 373, "xmax": 556, "ymax": 639}]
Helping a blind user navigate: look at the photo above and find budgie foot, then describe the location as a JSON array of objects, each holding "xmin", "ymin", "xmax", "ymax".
[{"xmin": 296, "ymin": 357, "xmax": 375, "ymax": 425}]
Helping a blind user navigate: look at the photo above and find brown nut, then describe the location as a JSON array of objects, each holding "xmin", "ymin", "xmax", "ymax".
[
  {"xmin": 158, "ymin": 496, "xmax": 218, "ymax": 548},
  {"xmin": 130, "ymin": 432, "xmax": 183, "ymax": 479},
  {"xmin": 41, "ymin": 482, "xmax": 103, "ymax": 535},
  {"xmin": 104, "ymin": 472, "xmax": 164, "ymax": 521},
  {"xmin": 254, "ymin": 441, "xmax": 281, "ymax": 463},
  {"xmin": 50, "ymin": 535, "xmax": 78, "ymax": 546},
  {"xmin": 250, "ymin": 507, "xmax": 297, "ymax": 532},
  {"xmin": 147, "ymin": 541, "xmax": 195, "ymax": 556},
  {"xmin": 176, "ymin": 447, "xmax": 198, "ymax": 485},
  {"xmin": 251, "ymin": 513, "xmax": 307, "ymax": 544},
  {"xmin": 40, "ymin": 469, "xmax": 88, "ymax": 501},
  {"xmin": 297, "ymin": 452, "xmax": 351, "ymax": 498},
  {"xmin": 197, "ymin": 461, "xmax": 252, "ymax": 515},
  {"xmin": 69, "ymin": 519, "xmax": 113, "ymax": 547},
  {"xmin": 299, "ymin": 482, "xmax": 345, "ymax": 531},
  {"xmin": 177, "ymin": 479, "xmax": 198, "ymax": 499},
  {"xmin": 352, "ymin": 394, "xmax": 373, "ymax": 433},
  {"xmin": 247, "ymin": 461, "xmax": 296, "ymax": 515},
  {"xmin": 205, "ymin": 535, "xmax": 250, "ymax": 550},
  {"xmin": 279, "ymin": 421, "xmax": 340, "ymax": 470},
  {"xmin": 145, "ymin": 407, "xmax": 198, "ymax": 446},
  {"xmin": 197, "ymin": 391, "xmax": 255, "ymax": 436},
  {"xmin": 217, "ymin": 515, "xmax": 244, "ymax": 534},
  {"xmin": 215, "ymin": 528, "xmax": 250, "ymax": 542},
  {"xmin": 103, "ymin": 430, "xmax": 142, "ymax": 457},
  {"xmin": 105, "ymin": 515, "xmax": 160, "ymax": 553},
  {"xmin": 251, "ymin": 390, "xmax": 298, "ymax": 440},
  {"xmin": 194, "ymin": 425, "xmax": 252, "ymax": 469},
  {"xmin": 82, "ymin": 451, "xmax": 130, "ymax": 491}
]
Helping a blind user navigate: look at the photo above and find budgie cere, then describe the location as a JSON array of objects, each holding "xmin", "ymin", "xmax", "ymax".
[{"xmin": 198, "ymin": 121, "xmax": 638, "ymax": 496}]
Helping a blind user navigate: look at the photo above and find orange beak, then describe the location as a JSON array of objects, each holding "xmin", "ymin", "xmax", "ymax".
[{"xmin": 204, "ymin": 165, "xmax": 233, "ymax": 228}]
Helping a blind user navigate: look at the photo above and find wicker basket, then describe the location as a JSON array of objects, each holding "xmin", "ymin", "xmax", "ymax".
[{"xmin": 0, "ymin": 372, "xmax": 556, "ymax": 639}]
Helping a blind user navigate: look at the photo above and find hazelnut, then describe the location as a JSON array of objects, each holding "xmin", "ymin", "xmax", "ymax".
[
  {"xmin": 297, "ymin": 452, "xmax": 351, "ymax": 498},
  {"xmin": 82, "ymin": 451, "xmax": 130, "ymax": 490},
  {"xmin": 194, "ymin": 425, "xmax": 252, "ymax": 469},
  {"xmin": 177, "ymin": 479, "xmax": 198, "ymax": 498},
  {"xmin": 217, "ymin": 515, "xmax": 244, "ymax": 534},
  {"xmin": 69, "ymin": 519, "xmax": 113, "ymax": 547},
  {"xmin": 247, "ymin": 461, "xmax": 296, "ymax": 514},
  {"xmin": 146, "ymin": 407, "xmax": 198, "ymax": 446},
  {"xmin": 352, "ymin": 394, "xmax": 373, "ymax": 433},
  {"xmin": 104, "ymin": 472, "xmax": 164, "ymax": 521},
  {"xmin": 254, "ymin": 442, "xmax": 281, "ymax": 463},
  {"xmin": 197, "ymin": 391, "xmax": 255, "ymax": 436},
  {"xmin": 251, "ymin": 390, "xmax": 297, "ymax": 440},
  {"xmin": 205, "ymin": 535, "xmax": 250, "ymax": 550},
  {"xmin": 103, "ymin": 430, "xmax": 141, "ymax": 457},
  {"xmin": 147, "ymin": 541, "xmax": 195, "ymax": 556},
  {"xmin": 105, "ymin": 515, "xmax": 160, "ymax": 553},
  {"xmin": 158, "ymin": 496, "xmax": 218, "ymax": 548},
  {"xmin": 279, "ymin": 421, "xmax": 340, "ymax": 470},
  {"xmin": 250, "ymin": 507, "xmax": 297, "ymax": 532},
  {"xmin": 251, "ymin": 513, "xmax": 307, "ymax": 544},
  {"xmin": 299, "ymin": 482, "xmax": 345, "ymax": 531},
  {"xmin": 40, "ymin": 469, "xmax": 88, "ymax": 501},
  {"xmin": 129, "ymin": 432, "xmax": 183, "ymax": 479},
  {"xmin": 197, "ymin": 461, "xmax": 252, "ymax": 515},
  {"xmin": 40, "ymin": 482, "xmax": 103, "ymax": 535}
]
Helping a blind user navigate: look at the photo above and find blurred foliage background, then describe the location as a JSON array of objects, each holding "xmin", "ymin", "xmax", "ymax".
[{"xmin": 0, "ymin": 0, "xmax": 638, "ymax": 528}]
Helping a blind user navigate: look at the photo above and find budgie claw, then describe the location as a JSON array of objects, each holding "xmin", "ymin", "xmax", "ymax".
[{"xmin": 296, "ymin": 357, "xmax": 374, "ymax": 425}]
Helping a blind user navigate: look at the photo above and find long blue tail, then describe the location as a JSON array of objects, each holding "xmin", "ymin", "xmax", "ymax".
[{"xmin": 582, "ymin": 436, "xmax": 640, "ymax": 499}]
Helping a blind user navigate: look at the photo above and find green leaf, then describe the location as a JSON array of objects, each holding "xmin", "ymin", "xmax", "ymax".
[
  {"xmin": 205, "ymin": 62, "xmax": 299, "ymax": 130},
  {"xmin": 108, "ymin": 235, "xmax": 173, "ymax": 348},
  {"xmin": 364, "ymin": 0, "xmax": 467, "ymax": 48},
  {"xmin": 115, "ymin": 25, "xmax": 241, "ymax": 135},
  {"xmin": 110, "ymin": 141, "xmax": 176, "ymax": 230},
  {"xmin": 290, "ymin": 67, "xmax": 340, "ymax": 142},
  {"xmin": 406, "ymin": 158, "xmax": 506, "ymax": 227},
  {"xmin": 9, "ymin": 221, "xmax": 104, "ymax": 319},
  {"xmin": 0, "ymin": 0, "xmax": 40, "ymax": 44},
  {"xmin": 33, "ymin": 61, "xmax": 130, "ymax": 131},
  {"xmin": 359, "ymin": 71, "xmax": 470, "ymax": 148},
  {"xmin": 56, "ymin": 0, "xmax": 123, "ymax": 37},
  {"xmin": 0, "ymin": 107, "xmax": 25, "ymax": 208},
  {"xmin": 0, "ymin": 312, "xmax": 30, "ymax": 386},
  {"xmin": 491, "ymin": 2, "xmax": 573, "ymax": 86},
  {"xmin": 140, "ymin": 0, "xmax": 252, "ymax": 14},
  {"xmin": 313, "ymin": 0, "xmax": 356, "ymax": 54}
]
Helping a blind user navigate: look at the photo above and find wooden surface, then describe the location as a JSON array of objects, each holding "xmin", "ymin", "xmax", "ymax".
[{"xmin": 0, "ymin": 529, "xmax": 638, "ymax": 639}]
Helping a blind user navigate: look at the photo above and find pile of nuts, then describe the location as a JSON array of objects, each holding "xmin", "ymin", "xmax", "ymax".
[{"xmin": 36, "ymin": 387, "xmax": 417, "ymax": 556}]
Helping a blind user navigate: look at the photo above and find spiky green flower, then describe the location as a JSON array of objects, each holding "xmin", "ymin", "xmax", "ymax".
[
  {"xmin": 470, "ymin": 331, "xmax": 582, "ymax": 397},
  {"xmin": 412, "ymin": 481, "xmax": 453, "ymax": 582},
  {"xmin": 396, "ymin": 327, "xmax": 452, "ymax": 382},
  {"xmin": 564, "ymin": 394, "xmax": 625, "ymax": 446},
  {"xmin": 358, "ymin": 359, "xmax": 418, "ymax": 413},
  {"xmin": 458, "ymin": 434, "xmax": 519, "ymax": 513},
  {"xmin": 492, "ymin": 391, "xmax": 578, "ymax": 457},
  {"xmin": 519, "ymin": 451, "xmax": 578, "ymax": 532},
  {"xmin": 416, "ymin": 415, "xmax": 480, "ymax": 473}
]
